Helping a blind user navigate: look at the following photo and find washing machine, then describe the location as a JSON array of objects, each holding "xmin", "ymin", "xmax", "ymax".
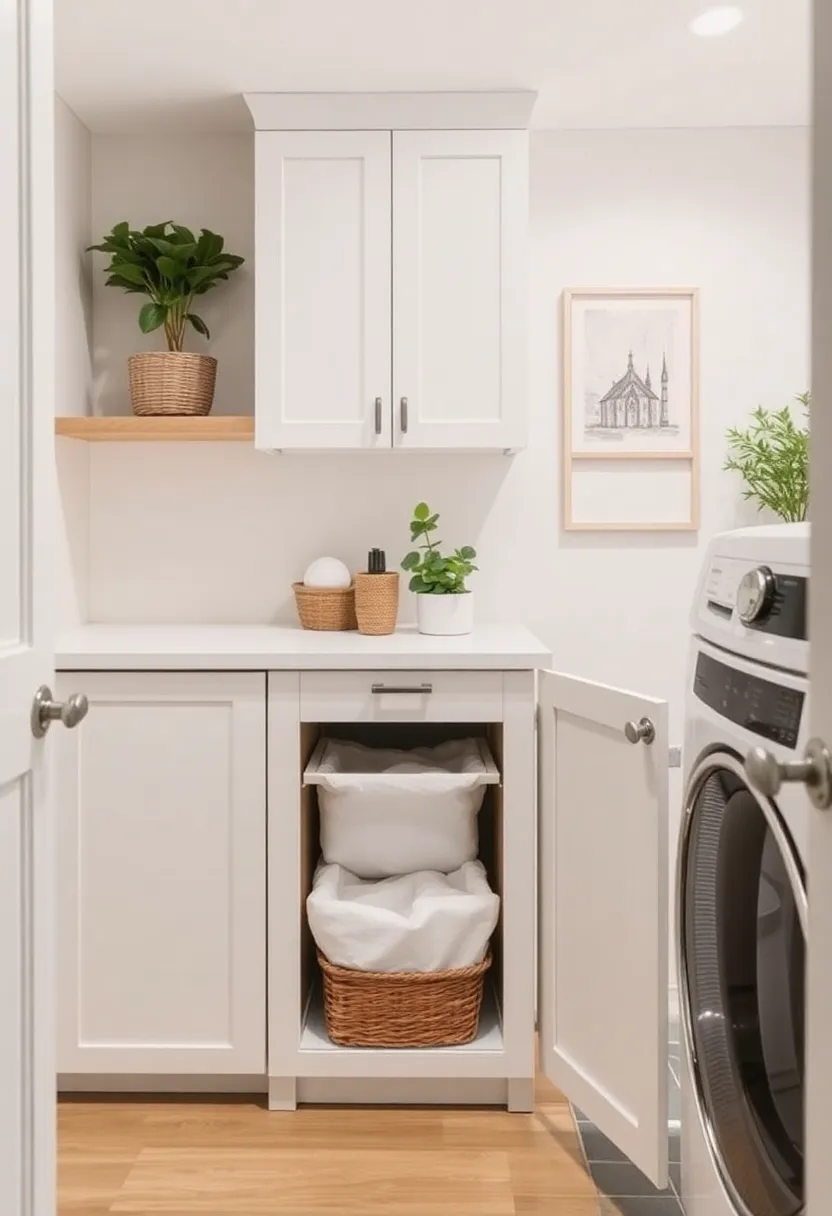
[{"xmin": 679, "ymin": 524, "xmax": 809, "ymax": 1216}]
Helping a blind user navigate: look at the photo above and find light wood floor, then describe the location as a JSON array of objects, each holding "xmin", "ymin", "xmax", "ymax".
[{"xmin": 58, "ymin": 1073, "xmax": 606, "ymax": 1215}]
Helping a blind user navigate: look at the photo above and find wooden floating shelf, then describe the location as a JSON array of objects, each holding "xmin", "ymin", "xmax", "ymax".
[{"xmin": 55, "ymin": 415, "xmax": 255, "ymax": 442}]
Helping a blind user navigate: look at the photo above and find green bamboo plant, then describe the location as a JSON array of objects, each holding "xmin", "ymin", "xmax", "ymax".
[
  {"xmin": 724, "ymin": 394, "xmax": 810, "ymax": 523},
  {"xmin": 88, "ymin": 221, "xmax": 244, "ymax": 352}
]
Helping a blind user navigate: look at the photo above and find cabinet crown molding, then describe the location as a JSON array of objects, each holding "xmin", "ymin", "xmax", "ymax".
[{"xmin": 243, "ymin": 91, "xmax": 537, "ymax": 131}]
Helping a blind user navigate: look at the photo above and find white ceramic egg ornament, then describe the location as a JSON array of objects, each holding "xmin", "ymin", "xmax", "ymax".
[{"xmin": 303, "ymin": 557, "xmax": 352, "ymax": 589}]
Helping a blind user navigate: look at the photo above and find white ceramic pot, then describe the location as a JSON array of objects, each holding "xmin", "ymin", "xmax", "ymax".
[{"xmin": 416, "ymin": 592, "xmax": 474, "ymax": 636}]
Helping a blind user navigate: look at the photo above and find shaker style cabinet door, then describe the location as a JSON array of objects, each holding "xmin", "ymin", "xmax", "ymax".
[
  {"xmin": 392, "ymin": 130, "xmax": 528, "ymax": 451},
  {"xmin": 537, "ymin": 670, "xmax": 670, "ymax": 1188},
  {"xmin": 56, "ymin": 672, "xmax": 266, "ymax": 1076},
  {"xmin": 254, "ymin": 131, "xmax": 392, "ymax": 450}
]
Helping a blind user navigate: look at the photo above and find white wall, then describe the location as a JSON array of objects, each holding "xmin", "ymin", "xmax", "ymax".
[
  {"xmin": 90, "ymin": 135, "xmax": 253, "ymax": 416},
  {"xmin": 74, "ymin": 124, "xmax": 809, "ymax": 1003},
  {"xmin": 87, "ymin": 126, "xmax": 810, "ymax": 737},
  {"xmin": 55, "ymin": 96, "xmax": 92, "ymax": 627}
]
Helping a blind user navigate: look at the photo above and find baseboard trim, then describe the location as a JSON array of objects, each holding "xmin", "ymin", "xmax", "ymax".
[
  {"xmin": 58, "ymin": 1074, "xmax": 268, "ymax": 1095},
  {"xmin": 296, "ymin": 1076, "xmax": 509, "ymax": 1106}
]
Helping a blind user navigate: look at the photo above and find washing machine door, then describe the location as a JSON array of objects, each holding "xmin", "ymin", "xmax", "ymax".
[{"xmin": 679, "ymin": 749, "xmax": 806, "ymax": 1216}]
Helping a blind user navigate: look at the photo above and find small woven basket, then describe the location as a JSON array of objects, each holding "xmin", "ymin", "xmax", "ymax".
[
  {"xmin": 318, "ymin": 950, "xmax": 491, "ymax": 1048},
  {"xmin": 128, "ymin": 352, "xmax": 217, "ymax": 416},
  {"xmin": 354, "ymin": 572, "xmax": 400, "ymax": 636},
  {"xmin": 293, "ymin": 583, "xmax": 357, "ymax": 631}
]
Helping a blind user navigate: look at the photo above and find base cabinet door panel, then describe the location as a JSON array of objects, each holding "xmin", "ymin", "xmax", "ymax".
[
  {"xmin": 56, "ymin": 671, "xmax": 266, "ymax": 1075},
  {"xmin": 537, "ymin": 670, "xmax": 669, "ymax": 1187}
]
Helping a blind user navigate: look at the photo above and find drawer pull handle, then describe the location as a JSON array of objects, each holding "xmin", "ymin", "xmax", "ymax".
[{"xmin": 371, "ymin": 683, "xmax": 433, "ymax": 695}]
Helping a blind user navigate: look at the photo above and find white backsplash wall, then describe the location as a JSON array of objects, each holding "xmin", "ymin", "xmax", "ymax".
[
  {"xmin": 88, "ymin": 125, "xmax": 809, "ymax": 743},
  {"xmin": 90, "ymin": 134, "xmax": 254, "ymax": 417}
]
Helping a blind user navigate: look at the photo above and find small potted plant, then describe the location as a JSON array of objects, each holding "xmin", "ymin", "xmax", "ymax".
[
  {"xmin": 88, "ymin": 221, "xmax": 244, "ymax": 417},
  {"xmin": 402, "ymin": 503, "xmax": 478, "ymax": 636},
  {"xmin": 724, "ymin": 393, "xmax": 810, "ymax": 522}
]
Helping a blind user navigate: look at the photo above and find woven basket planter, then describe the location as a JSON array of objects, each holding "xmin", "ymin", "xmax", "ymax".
[
  {"xmin": 354, "ymin": 572, "xmax": 399, "ymax": 636},
  {"xmin": 318, "ymin": 950, "xmax": 491, "ymax": 1048},
  {"xmin": 293, "ymin": 583, "xmax": 357, "ymax": 632},
  {"xmin": 128, "ymin": 351, "xmax": 217, "ymax": 416}
]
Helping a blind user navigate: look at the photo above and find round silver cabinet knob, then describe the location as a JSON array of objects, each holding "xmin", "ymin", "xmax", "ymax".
[
  {"xmin": 31, "ymin": 685, "xmax": 89, "ymax": 739},
  {"xmin": 737, "ymin": 566, "xmax": 777, "ymax": 624},
  {"xmin": 624, "ymin": 718, "xmax": 656, "ymax": 745},
  {"xmin": 745, "ymin": 739, "xmax": 832, "ymax": 810}
]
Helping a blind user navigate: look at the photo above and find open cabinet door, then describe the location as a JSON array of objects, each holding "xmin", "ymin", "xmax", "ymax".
[{"xmin": 538, "ymin": 670, "xmax": 669, "ymax": 1188}]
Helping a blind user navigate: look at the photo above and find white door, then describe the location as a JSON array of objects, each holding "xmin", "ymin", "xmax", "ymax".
[
  {"xmin": 392, "ymin": 130, "xmax": 528, "ymax": 451},
  {"xmin": 254, "ymin": 130, "xmax": 392, "ymax": 450},
  {"xmin": 808, "ymin": 5, "xmax": 832, "ymax": 1210},
  {"xmin": 0, "ymin": 0, "xmax": 56, "ymax": 1213},
  {"xmin": 56, "ymin": 672, "xmax": 266, "ymax": 1076},
  {"xmin": 538, "ymin": 670, "xmax": 669, "ymax": 1188}
]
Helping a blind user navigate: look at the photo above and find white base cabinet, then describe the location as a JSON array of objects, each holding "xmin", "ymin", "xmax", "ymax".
[
  {"xmin": 54, "ymin": 653, "xmax": 670, "ymax": 1189},
  {"xmin": 55, "ymin": 671, "xmax": 266, "ymax": 1076}
]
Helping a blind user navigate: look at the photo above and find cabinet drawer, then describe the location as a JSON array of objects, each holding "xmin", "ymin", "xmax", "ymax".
[{"xmin": 299, "ymin": 671, "xmax": 503, "ymax": 722}]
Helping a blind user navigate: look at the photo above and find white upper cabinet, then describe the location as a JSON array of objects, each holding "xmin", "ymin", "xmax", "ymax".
[
  {"xmin": 248, "ymin": 98, "xmax": 531, "ymax": 453},
  {"xmin": 537, "ymin": 670, "xmax": 669, "ymax": 1189},
  {"xmin": 393, "ymin": 131, "xmax": 528, "ymax": 451},
  {"xmin": 254, "ymin": 131, "xmax": 392, "ymax": 450}
]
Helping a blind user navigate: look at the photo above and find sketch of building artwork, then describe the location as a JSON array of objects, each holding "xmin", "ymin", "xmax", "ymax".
[{"xmin": 596, "ymin": 350, "xmax": 670, "ymax": 430}]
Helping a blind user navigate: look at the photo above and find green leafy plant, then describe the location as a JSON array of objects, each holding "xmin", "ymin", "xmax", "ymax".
[
  {"xmin": 401, "ymin": 503, "xmax": 478, "ymax": 594},
  {"xmin": 724, "ymin": 394, "xmax": 810, "ymax": 523},
  {"xmin": 88, "ymin": 221, "xmax": 244, "ymax": 352}
]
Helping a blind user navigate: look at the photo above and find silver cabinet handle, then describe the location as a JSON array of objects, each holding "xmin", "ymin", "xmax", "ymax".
[
  {"xmin": 745, "ymin": 739, "xmax": 832, "ymax": 810},
  {"xmin": 31, "ymin": 685, "xmax": 89, "ymax": 739},
  {"xmin": 371, "ymin": 682, "xmax": 432, "ymax": 695},
  {"xmin": 374, "ymin": 397, "xmax": 382, "ymax": 435},
  {"xmin": 624, "ymin": 718, "xmax": 655, "ymax": 745},
  {"xmin": 400, "ymin": 397, "xmax": 408, "ymax": 434}
]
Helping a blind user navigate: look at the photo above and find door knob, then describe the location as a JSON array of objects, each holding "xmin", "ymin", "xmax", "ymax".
[
  {"xmin": 624, "ymin": 717, "xmax": 655, "ymax": 745},
  {"xmin": 745, "ymin": 738, "xmax": 832, "ymax": 810},
  {"xmin": 31, "ymin": 685, "xmax": 89, "ymax": 739}
]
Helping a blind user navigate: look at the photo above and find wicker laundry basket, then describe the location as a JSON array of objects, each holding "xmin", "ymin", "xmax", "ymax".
[
  {"xmin": 293, "ymin": 583, "xmax": 357, "ymax": 631},
  {"xmin": 318, "ymin": 950, "xmax": 491, "ymax": 1048},
  {"xmin": 128, "ymin": 351, "xmax": 217, "ymax": 416}
]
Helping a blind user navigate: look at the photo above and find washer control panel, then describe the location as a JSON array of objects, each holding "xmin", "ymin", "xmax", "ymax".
[
  {"xmin": 703, "ymin": 557, "xmax": 807, "ymax": 641},
  {"xmin": 736, "ymin": 566, "xmax": 777, "ymax": 623},
  {"xmin": 694, "ymin": 652, "xmax": 805, "ymax": 750}
]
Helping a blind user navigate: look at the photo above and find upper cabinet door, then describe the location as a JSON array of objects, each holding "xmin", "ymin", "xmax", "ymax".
[
  {"xmin": 254, "ymin": 131, "xmax": 392, "ymax": 450},
  {"xmin": 392, "ymin": 130, "xmax": 528, "ymax": 451},
  {"xmin": 538, "ymin": 670, "xmax": 669, "ymax": 1188}
]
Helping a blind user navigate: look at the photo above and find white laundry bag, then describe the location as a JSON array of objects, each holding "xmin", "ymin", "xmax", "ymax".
[
  {"xmin": 307, "ymin": 737, "xmax": 496, "ymax": 878},
  {"xmin": 307, "ymin": 860, "xmax": 500, "ymax": 972}
]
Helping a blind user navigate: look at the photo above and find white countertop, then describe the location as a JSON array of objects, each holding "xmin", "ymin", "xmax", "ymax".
[{"xmin": 54, "ymin": 623, "xmax": 552, "ymax": 672}]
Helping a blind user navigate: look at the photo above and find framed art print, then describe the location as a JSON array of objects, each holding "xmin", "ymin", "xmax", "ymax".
[{"xmin": 563, "ymin": 287, "xmax": 700, "ymax": 531}]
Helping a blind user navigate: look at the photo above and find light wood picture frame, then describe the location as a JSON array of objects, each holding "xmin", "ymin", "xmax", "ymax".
[{"xmin": 562, "ymin": 287, "xmax": 700, "ymax": 531}]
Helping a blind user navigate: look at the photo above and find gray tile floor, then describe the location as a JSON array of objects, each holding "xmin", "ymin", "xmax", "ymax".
[{"xmin": 573, "ymin": 1039, "xmax": 685, "ymax": 1214}]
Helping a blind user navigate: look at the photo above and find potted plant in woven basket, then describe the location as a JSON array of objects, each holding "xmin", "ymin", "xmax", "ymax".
[{"xmin": 88, "ymin": 221, "xmax": 244, "ymax": 416}]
